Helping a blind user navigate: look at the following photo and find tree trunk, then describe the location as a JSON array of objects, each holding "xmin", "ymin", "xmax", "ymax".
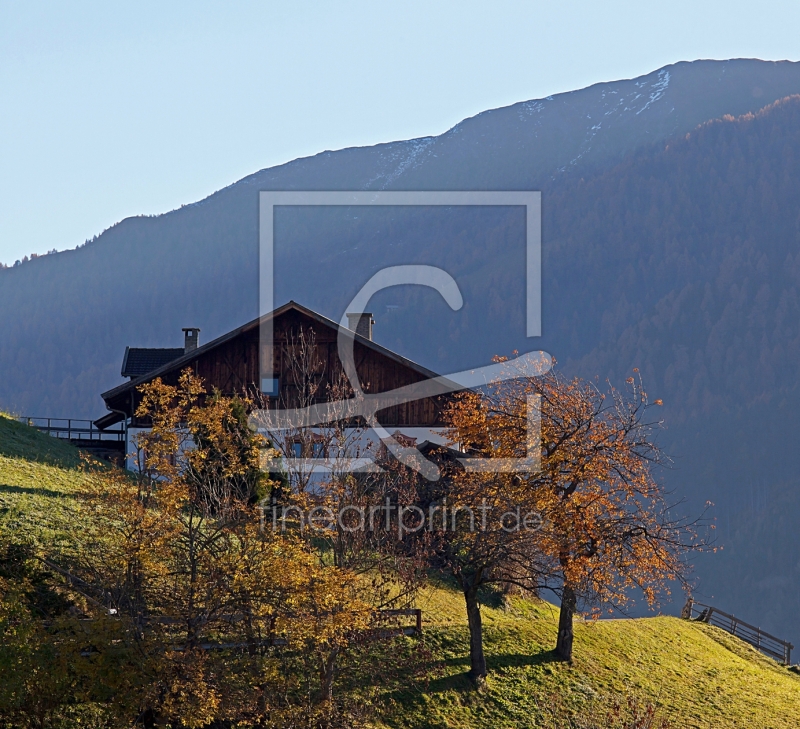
[
  {"xmin": 463, "ymin": 586, "xmax": 487, "ymax": 683},
  {"xmin": 315, "ymin": 645, "xmax": 339, "ymax": 704},
  {"xmin": 555, "ymin": 583, "xmax": 576, "ymax": 662}
]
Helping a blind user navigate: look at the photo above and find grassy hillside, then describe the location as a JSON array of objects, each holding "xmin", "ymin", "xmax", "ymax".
[
  {"xmin": 0, "ymin": 412, "xmax": 91, "ymax": 550},
  {"xmin": 378, "ymin": 587, "xmax": 800, "ymax": 728},
  {"xmin": 2, "ymin": 414, "xmax": 798, "ymax": 728}
]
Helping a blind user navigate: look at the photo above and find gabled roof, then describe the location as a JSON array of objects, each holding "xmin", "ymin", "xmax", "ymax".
[
  {"xmin": 121, "ymin": 347, "xmax": 184, "ymax": 378},
  {"xmin": 97, "ymin": 301, "xmax": 452, "ymax": 428}
]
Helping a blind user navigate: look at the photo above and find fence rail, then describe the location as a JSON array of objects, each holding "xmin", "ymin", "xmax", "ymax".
[
  {"xmin": 683, "ymin": 599, "xmax": 793, "ymax": 665},
  {"xmin": 18, "ymin": 417, "xmax": 124, "ymax": 443},
  {"xmin": 40, "ymin": 558, "xmax": 423, "ymax": 654},
  {"xmin": 376, "ymin": 608, "xmax": 423, "ymax": 636}
]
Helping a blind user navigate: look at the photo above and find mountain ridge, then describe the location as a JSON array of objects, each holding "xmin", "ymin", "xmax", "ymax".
[
  {"xmin": 200, "ymin": 59, "xmax": 800, "ymax": 197},
  {"xmin": 4, "ymin": 59, "xmax": 800, "ymax": 414}
]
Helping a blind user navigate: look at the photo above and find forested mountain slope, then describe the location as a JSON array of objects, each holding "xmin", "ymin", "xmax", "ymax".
[
  {"xmin": 2, "ymin": 59, "xmax": 799, "ymax": 417},
  {"xmin": 540, "ymin": 96, "xmax": 800, "ymax": 647}
]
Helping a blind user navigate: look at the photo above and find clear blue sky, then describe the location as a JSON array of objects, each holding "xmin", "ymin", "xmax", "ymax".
[{"xmin": 1, "ymin": 0, "xmax": 799, "ymax": 265}]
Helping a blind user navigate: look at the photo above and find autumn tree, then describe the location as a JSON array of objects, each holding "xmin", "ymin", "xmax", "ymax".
[
  {"xmin": 131, "ymin": 370, "xmax": 375, "ymax": 719},
  {"xmin": 3, "ymin": 371, "xmax": 375, "ymax": 726},
  {"xmin": 0, "ymin": 537, "xmax": 92, "ymax": 728},
  {"xmin": 436, "ymin": 387, "xmax": 554, "ymax": 684},
  {"xmin": 252, "ymin": 327, "xmax": 430, "ymax": 610},
  {"xmin": 446, "ymin": 362, "xmax": 703, "ymax": 665},
  {"xmin": 134, "ymin": 371, "xmax": 268, "ymax": 509}
]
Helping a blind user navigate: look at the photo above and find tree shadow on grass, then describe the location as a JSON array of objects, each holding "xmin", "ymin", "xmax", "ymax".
[
  {"xmin": 385, "ymin": 648, "xmax": 563, "ymax": 705},
  {"xmin": 0, "ymin": 483, "xmax": 68, "ymax": 499},
  {"xmin": 436, "ymin": 648, "xmax": 562, "ymax": 675},
  {"xmin": 379, "ymin": 648, "xmax": 565, "ymax": 729},
  {"xmin": 488, "ymin": 649, "xmax": 563, "ymax": 671}
]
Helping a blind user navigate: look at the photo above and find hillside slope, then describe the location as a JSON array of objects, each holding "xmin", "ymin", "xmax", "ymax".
[
  {"xmin": 379, "ymin": 588, "xmax": 800, "ymax": 729},
  {"xmin": 1, "ymin": 417, "xmax": 798, "ymax": 728},
  {"xmin": 0, "ymin": 414, "xmax": 89, "ymax": 551}
]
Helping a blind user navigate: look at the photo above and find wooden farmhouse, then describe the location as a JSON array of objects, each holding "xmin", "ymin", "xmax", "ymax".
[{"xmin": 96, "ymin": 301, "xmax": 457, "ymax": 469}]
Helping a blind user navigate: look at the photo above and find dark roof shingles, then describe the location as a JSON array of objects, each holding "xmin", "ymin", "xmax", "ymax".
[{"xmin": 121, "ymin": 347, "xmax": 185, "ymax": 378}]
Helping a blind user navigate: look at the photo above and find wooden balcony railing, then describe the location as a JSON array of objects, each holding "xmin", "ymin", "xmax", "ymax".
[{"xmin": 18, "ymin": 417, "xmax": 125, "ymax": 443}]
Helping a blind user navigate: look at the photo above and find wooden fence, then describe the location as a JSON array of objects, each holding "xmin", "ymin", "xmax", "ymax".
[
  {"xmin": 41, "ymin": 557, "xmax": 422, "ymax": 653},
  {"xmin": 133, "ymin": 609, "xmax": 421, "ymax": 653},
  {"xmin": 373, "ymin": 608, "xmax": 423, "ymax": 638},
  {"xmin": 683, "ymin": 599, "xmax": 793, "ymax": 665}
]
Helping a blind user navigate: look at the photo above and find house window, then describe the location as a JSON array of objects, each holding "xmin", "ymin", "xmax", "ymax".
[
  {"xmin": 261, "ymin": 377, "xmax": 280, "ymax": 397},
  {"xmin": 287, "ymin": 435, "xmax": 326, "ymax": 459}
]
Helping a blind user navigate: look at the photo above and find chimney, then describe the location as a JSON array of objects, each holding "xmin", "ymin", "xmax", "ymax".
[
  {"xmin": 182, "ymin": 327, "xmax": 200, "ymax": 353},
  {"xmin": 346, "ymin": 312, "xmax": 374, "ymax": 341}
]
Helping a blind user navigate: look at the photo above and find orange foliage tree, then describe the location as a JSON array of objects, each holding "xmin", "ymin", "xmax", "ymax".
[
  {"xmin": 417, "ymin": 423, "xmax": 553, "ymax": 683},
  {"xmin": 446, "ymin": 362, "xmax": 705, "ymax": 665},
  {"xmin": 49, "ymin": 370, "xmax": 375, "ymax": 726}
]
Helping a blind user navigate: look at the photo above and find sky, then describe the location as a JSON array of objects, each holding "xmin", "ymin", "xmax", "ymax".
[{"xmin": 1, "ymin": 0, "xmax": 799, "ymax": 265}]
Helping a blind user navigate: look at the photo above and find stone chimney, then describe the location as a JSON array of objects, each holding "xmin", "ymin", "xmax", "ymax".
[
  {"xmin": 346, "ymin": 312, "xmax": 374, "ymax": 341},
  {"xmin": 182, "ymin": 328, "xmax": 200, "ymax": 353}
]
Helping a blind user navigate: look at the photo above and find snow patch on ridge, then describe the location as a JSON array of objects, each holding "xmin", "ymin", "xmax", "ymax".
[
  {"xmin": 636, "ymin": 70, "xmax": 671, "ymax": 115},
  {"xmin": 554, "ymin": 68, "xmax": 672, "ymax": 174},
  {"xmin": 364, "ymin": 137, "xmax": 436, "ymax": 189},
  {"xmin": 518, "ymin": 100, "xmax": 545, "ymax": 120}
]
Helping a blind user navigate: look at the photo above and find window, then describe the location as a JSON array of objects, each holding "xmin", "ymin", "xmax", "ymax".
[
  {"xmin": 261, "ymin": 377, "xmax": 280, "ymax": 397},
  {"xmin": 287, "ymin": 435, "xmax": 326, "ymax": 459}
]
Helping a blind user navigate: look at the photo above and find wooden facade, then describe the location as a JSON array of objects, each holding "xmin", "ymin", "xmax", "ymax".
[{"xmin": 99, "ymin": 302, "xmax": 453, "ymax": 429}]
